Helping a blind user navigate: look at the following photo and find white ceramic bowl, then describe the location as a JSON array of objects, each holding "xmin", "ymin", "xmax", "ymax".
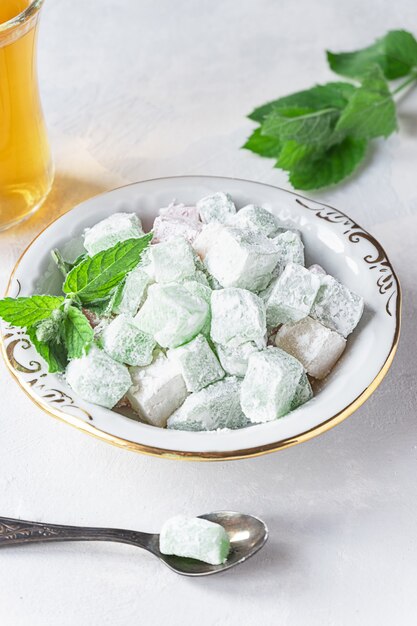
[{"xmin": 1, "ymin": 176, "xmax": 401, "ymax": 461}]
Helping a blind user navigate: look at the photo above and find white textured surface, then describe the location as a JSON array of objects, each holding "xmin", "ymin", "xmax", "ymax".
[{"xmin": 0, "ymin": 0, "xmax": 416, "ymax": 624}]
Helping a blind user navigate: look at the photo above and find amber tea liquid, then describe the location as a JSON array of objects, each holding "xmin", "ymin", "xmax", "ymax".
[{"xmin": 0, "ymin": 0, "xmax": 53, "ymax": 231}]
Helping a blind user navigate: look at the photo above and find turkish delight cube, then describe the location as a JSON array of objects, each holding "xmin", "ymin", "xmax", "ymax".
[
  {"xmin": 66, "ymin": 346, "xmax": 131, "ymax": 409},
  {"xmin": 291, "ymin": 372, "xmax": 313, "ymax": 410},
  {"xmin": 150, "ymin": 237, "xmax": 196, "ymax": 284},
  {"xmin": 275, "ymin": 316, "xmax": 346, "ymax": 379},
  {"xmin": 216, "ymin": 340, "xmax": 261, "ymax": 377},
  {"xmin": 83, "ymin": 213, "xmax": 144, "ymax": 256},
  {"xmin": 101, "ymin": 314, "xmax": 156, "ymax": 367},
  {"xmin": 160, "ymin": 516, "xmax": 230, "ymax": 565},
  {"xmin": 311, "ymin": 274, "xmax": 364, "ymax": 337},
  {"xmin": 264, "ymin": 263, "xmax": 321, "ymax": 327},
  {"xmin": 168, "ymin": 334, "xmax": 225, "ymax": 392},
  {"xmin": 127, "ymin": 353, "xmax": 188, "ymax": 427},
  {"xmin": 271, "ymin": 230, "xmax": 305, "ymax": 277},
  {"xmin": 153, "ymin": 203, "xmax": 202, "ymax": 243},
  {"xmin": 134, "ymin": 283, "xmax": 209, "ymax": 348},
  {"xmin": 167, "ymin": 377, "xmax": 247, "ymax": 431},
  {"xmin": 211, "ymin": 288, "xmax": 266, "ymax": 347},
  {"xmin": 204, "ymin": 226, "xmax": 279, "ymax": 291},
  {"xmin": 112, "ymin": 267, "xmax": 151, "ymax": 316},
  {"xmin": 197, "ymin": 192, "xmax": 236, "ymax": 224},
  {"xmin": 231, "ymin": 204, "xmax": 281, "ymax": 237},
  {"xmin": 193, "ymin": 222, "xmax": 224, "ymax": 260},
  {"xmin": 240, "ymin": 347, "xmax": 304, "ymax": 423}
]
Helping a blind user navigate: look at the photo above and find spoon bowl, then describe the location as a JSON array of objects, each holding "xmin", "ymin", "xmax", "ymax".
[{"xmin": 159, "ymin": 511, "xmax": 268, "ymax": 576}]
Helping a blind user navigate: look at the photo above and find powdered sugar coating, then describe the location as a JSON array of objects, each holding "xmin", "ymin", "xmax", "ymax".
[{"xmin": 231, "ymin": 204, "xmax": 282, "ymax": 237}]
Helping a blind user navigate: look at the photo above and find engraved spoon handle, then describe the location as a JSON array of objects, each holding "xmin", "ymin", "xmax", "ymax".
[{"xmin": 0, "ymin": 517, "xmax": 157, "ymax": 552}]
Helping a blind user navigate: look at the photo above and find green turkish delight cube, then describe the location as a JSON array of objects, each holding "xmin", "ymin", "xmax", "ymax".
[
  {"xmin": 83, "ymin": 212, "xmax": 144, "ymax": 256},
  {"xmin": 101, "ymin": 314, "xmax": 156, "ymax": 366},
  {"xmin": 168, "ymin": 334, "xmax": 225, "ymax": 392}
]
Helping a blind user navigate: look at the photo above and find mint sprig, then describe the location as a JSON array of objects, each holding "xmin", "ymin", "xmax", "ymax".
[
  {"xmin": 0, "ymin": 234, "xmax": 152, "ymax": 373},
  {"xmin": 243, "ymin": 29, "xmax": 417, "ymax": 190},
  {"xmin": 64, "ymin": 234, "xmax": 152, "ymax": 304}
]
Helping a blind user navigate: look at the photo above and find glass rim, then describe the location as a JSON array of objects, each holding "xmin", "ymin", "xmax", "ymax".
[{"xmin": 0, "ymin": 0, "xmax": 45, "ymax": 34}]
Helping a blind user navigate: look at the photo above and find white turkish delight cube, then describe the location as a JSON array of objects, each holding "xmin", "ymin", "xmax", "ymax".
[
  {"xmin": 150, "ymin": 237, "xmax": 196, "ymax": 283},
  {"xmin": 101, "ymin": 314, "xmax": 156, "ymax": 367},
  {"xmin": 65, "ymin": 346, "xmax": 131, "ymax": 409},
  {"xmin": 204, "ymin": 226, "xmax": 279, "ymax": 291},
  {"xmin": 193, "ymin": 222, "xmax": 224, "ymax": 260},
  {"xmin": 197, "ymin": 191, "xmax": 236, "ymax": 224},
  {"xmin": 134, "ymin": 283, "xmax": 209, "ymax": 348},
  {"xmin": 168, "ymin": 334, "xmax": 225, "ymax": 392},
  {"xmin": 275, "ymin": 316, "xmax": 346, "ymax": 379},
  {"xmin": 311, "ymin": 274, "xmax": 364, "ymax": 337},
  {"xmin": 153, "ymin": 203, "xmax": 202, "ymax": 243},
  {"xmin": 167, "ymin": 377, "xmax": 248, "ymax": 431},
  {"xmin": 127, "ymin": 353, "xmax": 188, "ymax": 427},
  {"xmin": 240, "ymin": 347, "xmax": 304, "ymax": 423},
  {"xmin": 264, "ymin": 262, "xmax": 321, "ymax": 327},
  {"xmin": 83, "ymin": 212, "xmax": 144, "ymax": 256},
  {"xmin": 211, "ymin": 288, "xmax": 266, "ymax": 347}
]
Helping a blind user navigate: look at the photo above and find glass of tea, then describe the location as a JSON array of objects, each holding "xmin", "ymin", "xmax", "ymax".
[{"xmin": 0, "ymin": 0, "xmax": 53, "ymax": 232}]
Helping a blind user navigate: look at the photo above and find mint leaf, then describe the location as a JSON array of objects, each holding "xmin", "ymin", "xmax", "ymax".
[
  {"xmin": 242, "ymin": 128, "xmax": 282, "ymax": 158},
  {"xmin": 248, "ymin": 82, "xmax": 356, "ymax": 123},
  {"xmin": 336, "ymin": 66, "xmax": 397, "ymax": 139},
  {"xmin": 327, "ymin": 30, "xmax": 417, "ymax": 80},
  {"xmin": 0, "ymin": 295, "xmax": 64, "ymax": 328},
  {"xmin": 289, "ymin": 137, "xmax": 368, "ymax": 190},
  {"xmin": 276, "ymin": 141, "xmax": 316, "ymax": 170},
  {"xmin": 63, "ymin": 234, "xmax": 152, "ymax": 304},
  {"xmin": 27, "ymin": 326, "xmax": 68, "ymax": 373},
  {"xmin": 262, "ymin": 106, "xmax": 339, "ymax": 146},
  {"xmin": 62, "ymin": 306, "xmax": 94, "ymax": 359}
]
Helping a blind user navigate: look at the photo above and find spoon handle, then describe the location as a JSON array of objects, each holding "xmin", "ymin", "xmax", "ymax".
[{"xmin": 0, "ymin": 516, "xmax": 157, "ymax": 551}]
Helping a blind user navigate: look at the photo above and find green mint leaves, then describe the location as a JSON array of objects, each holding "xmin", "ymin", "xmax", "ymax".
[
  {"xmin": 243, "ymin": 30, "xmax": 417, "ymax": 190},
  {"xmin": 327, "ymin": 30, "xmax": 417, "ymax": 80},
  {"xmin": 0, "ymin": 234, "xmax": 152, "ymax": 373},
  {"xmin": 62, "ymin": 306, "xmax": 94, "ymax": 359},
  {"xmin": 0, "ymin": 295, "xmax": 65, "ymax": 327},
  {"xmin": 63, "ymin": 234, "xmax": 152, "ymax": 304}
]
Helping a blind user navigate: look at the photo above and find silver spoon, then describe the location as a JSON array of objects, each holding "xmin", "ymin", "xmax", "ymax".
[{"xmin": 0, "ymin": 511, "xmax": 268, "ymax": 577}]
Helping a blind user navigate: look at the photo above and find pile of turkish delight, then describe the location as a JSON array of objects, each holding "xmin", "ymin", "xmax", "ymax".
[{"xmin": 65, "ymin": 192, "xmax": 364, "ymax": 431}]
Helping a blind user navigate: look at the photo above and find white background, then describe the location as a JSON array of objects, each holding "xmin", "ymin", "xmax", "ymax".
[{"xmin": 1, "ymin": 1, "xmax": 417, "ymax": 624}]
